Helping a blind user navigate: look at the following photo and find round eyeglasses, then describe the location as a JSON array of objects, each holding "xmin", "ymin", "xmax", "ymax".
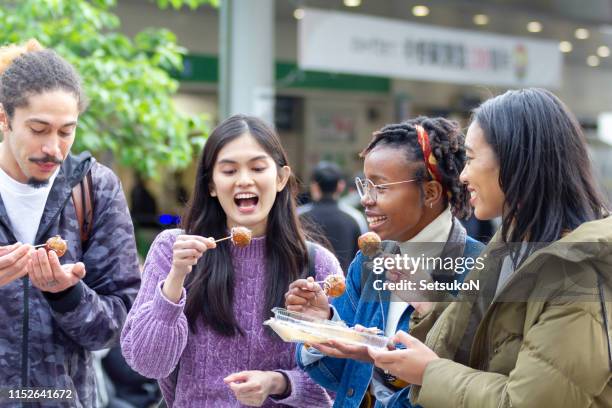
[{"xmin": 354, "ymin": 176, "xmax": 418, "ymax": 202}]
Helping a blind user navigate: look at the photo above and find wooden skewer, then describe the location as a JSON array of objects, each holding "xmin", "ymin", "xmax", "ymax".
[
  {"xmin": 176, "ymin": 228, "xmax": 251, "ymax": 248},
  {"xmin": 214, "ymin": 235, "xmax": 232, "ymax": 244},
  {"xmin": 178, "ymin": 227, "xmax": 251, "ymax": 247},
  {"xmin": 313, "ymin": 276, "xmax": 344, "ymax": 285},
  {"xmin": 177, "ymin": 232, "xmax": 230, "ymax": 244}
]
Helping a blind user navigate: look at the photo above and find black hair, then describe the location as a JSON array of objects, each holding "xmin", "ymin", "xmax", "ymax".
[
  {"xmin": 181, "ymin": 114, "xmax": 309, "ymax": 336},
  {"xmin": 0, "ymin": 41, "xmax": 87, "ymax": 122},
  {"xmin": 360, "ymin": 116, "xmax": 471, "ymax": 219},
  {"xmin": 312, "ymin": 161, "xmax": 343, "ymax": 196},
  {"xmin": 474, "ymin": 88, "xmax": 609, "ymax": 244}
]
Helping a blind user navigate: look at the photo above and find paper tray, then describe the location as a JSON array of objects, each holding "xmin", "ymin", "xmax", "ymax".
[{"xmin": 264, "ymin": 307, "xmax": 389, "ymax": 349}]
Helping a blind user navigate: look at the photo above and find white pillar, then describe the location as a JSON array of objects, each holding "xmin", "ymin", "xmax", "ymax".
[{"xmin": 219, "ymin": 0, "xmax": 275, "ymax": 125}]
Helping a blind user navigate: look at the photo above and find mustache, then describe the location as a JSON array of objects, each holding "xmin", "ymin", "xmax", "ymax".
[{"xmin": 29, "ymin": 156, "xmax": 63, "ymax": 165}]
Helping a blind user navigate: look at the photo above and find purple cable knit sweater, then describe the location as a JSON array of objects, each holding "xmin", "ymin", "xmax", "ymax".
[{"xmin": 121, "ymin": 229, "xmax": 340, "ymax": 407}]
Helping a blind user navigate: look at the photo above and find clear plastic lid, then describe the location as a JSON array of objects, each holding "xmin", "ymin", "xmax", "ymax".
[{"xmin": 264, "ymin": 307, "xmax": 390, "ymax": 349}]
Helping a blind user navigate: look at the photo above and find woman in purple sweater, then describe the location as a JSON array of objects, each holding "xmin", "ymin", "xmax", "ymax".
[{"xmin": 121, "ymin": 115, "xmax": 339, "ymax": 407}]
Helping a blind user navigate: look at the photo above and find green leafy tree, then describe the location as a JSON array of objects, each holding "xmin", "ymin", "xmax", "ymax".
[{"xmin": 0, "ymin": 0, "xmax": 214, "ymax": 177}]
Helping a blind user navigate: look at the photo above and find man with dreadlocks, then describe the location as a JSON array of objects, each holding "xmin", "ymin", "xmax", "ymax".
[
  {"xmin": 285, "ymin": 117, "xmax": 484, "ymax": 407},
  {"xmin": 0, "ymin": 39, "xmax": 140, "ymax": 407}
]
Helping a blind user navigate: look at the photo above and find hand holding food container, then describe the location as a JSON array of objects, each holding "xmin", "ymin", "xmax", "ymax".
[
  {"xmin": 264, "ymin": 308, "xmax": 389, "ymax": 363},
  {"xmin": 305, "ymin": 323, "xmax": 386, "ymax": 363},
  {"xmin": 280, "ymin": 281, "xmax": 388, "ymax": 363},
  {"xmin": 280, "ymin": 231, "xmax": 388, "ymax": 360}
]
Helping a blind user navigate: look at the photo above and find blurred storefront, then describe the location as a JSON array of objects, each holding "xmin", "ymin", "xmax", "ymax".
[{"xmin": 114, "ymin": 0, "xmax": 612, "ymax": 216}]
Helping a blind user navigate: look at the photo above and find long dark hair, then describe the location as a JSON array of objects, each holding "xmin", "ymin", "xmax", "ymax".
[
  {"xmin": 181, "ymin": 115, "xmax": 308, "ymax": 336},
  {"xmin": 474, "ymin": 88, "xmax": 609, "ymax": 244},
  {"xmin": 360, "ymin": 116, "xmax": 471, "ymax": 219}
]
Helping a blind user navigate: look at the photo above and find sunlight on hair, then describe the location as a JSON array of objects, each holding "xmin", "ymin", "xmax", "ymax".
[{"xmin": 0, "ymin": 39, "xmax": 44, "ymax": 76}]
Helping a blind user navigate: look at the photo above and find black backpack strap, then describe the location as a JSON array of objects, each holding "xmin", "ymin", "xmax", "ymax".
[{"xmin": 305, "ymin": 241, "xmax": 317, "ymax": 279}]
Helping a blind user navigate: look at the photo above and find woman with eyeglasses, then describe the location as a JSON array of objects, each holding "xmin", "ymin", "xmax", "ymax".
[
  {"xmin": 366, "ymin": 89, "xmax": 612, "ymax": 408},
  {"xmin": 284, "ymin": 117, "xmax": 484, "ymax": 407}
]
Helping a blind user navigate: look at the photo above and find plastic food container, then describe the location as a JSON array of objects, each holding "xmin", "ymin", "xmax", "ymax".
[{"xmin": 264, "ymin": 307, "xmax": 390, "ymax": 349}]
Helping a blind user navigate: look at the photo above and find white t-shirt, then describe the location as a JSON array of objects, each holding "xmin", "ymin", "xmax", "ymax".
[{"xmin": 0, "ymin": 166, "xmax": 59, "ymax": 244}]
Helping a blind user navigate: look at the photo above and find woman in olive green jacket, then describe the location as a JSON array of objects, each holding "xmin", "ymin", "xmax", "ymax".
[{"xmin": 368, "ymin": 88, "xmax": 612, "ymax": 407}]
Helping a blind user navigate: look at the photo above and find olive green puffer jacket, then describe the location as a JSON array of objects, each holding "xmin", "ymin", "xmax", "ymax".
[{"xmin": 411, "ymin": 217, "xmax": 612, "ymax": 408}]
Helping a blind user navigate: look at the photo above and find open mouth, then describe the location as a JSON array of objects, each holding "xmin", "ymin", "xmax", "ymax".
[
  {"xmin": 366, "ymin": 215, "xmax": 388, "ymax": 228},
  {"xmin": 468, "ymin": 188, "xmax": 478, "ymax": 205},
  {"xmin": 234, "ymin": 192, "xmax": 259, "ymax": 213}
]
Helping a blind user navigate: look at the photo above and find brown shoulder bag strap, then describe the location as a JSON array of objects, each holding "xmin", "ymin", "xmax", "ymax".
[{"xmin": 71, "ymin": 171, "xmax": 94, "ymax": 244}]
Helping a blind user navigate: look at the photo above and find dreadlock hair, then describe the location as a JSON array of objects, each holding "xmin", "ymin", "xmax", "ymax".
[
  {"xmin": 0, "ymin": 39, "xmax": 87, "ymax": 123},
  {"xmin": 360, "ymin": 116, "xmax": 471, "ymax": 219}
]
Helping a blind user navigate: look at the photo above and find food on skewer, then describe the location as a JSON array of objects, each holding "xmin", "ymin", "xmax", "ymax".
[
  {"xmin": 323, "ymin": 274, "xmax": 346, "ymax": 298},
  {"xmin": 214, "ymin": 226, "xmax": 253, "ymax": 247},
  {"xmin": 34, "ymin": 235, "xmax": 68, "ymax": 257},
  {"xmin": 229, "ymin": 226, "xmax": 252, "ymax": 247},
  {"xmin": 46, "ymin": 235, "xmax": 68, "ymax": 257},
  {"xmin": 358, "ymin": 231, "xmax": 382, "ymax": 257}
]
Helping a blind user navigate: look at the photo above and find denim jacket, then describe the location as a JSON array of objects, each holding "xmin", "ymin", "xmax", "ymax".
[{"xmin": 297, "ymin": 218, "xmax": 484, "ymax": 408}]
